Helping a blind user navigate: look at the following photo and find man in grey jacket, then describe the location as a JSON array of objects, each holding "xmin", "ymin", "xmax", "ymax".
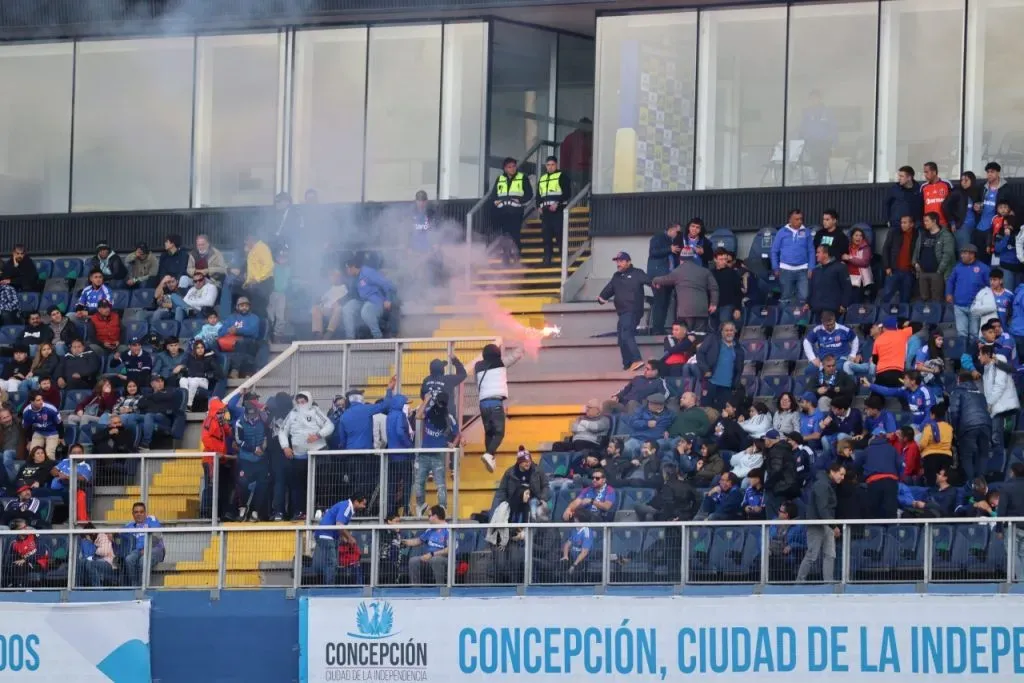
[
  {"xmin": 651, "ymin": 259, "xmax": 719, "ymax": 334},
  {"xmin": 796, "ymin": 462, "xmax": 846, "ymax": 583}
]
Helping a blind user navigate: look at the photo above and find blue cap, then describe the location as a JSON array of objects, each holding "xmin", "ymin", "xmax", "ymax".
[
  {"xmin": 872, "ymin": 425, "xmax": 888, "ymax": 436},
  {"xmin": 128, "ymin": 336, "xmax": 142, "ymax": 345},
  {"xmin": 799, "ymin": 391, "xmax": 817, "ymax": 404},
  {"xmin": 882, "ymin": 315, "xmax": 898, "ymax": 330},
  {"xmin": 612, "ymin": 251, "xmax": 631, "ymax": 261},
  {"xmin": 765, "ymin": 429, "xmax": 781, "ymax": 440}
]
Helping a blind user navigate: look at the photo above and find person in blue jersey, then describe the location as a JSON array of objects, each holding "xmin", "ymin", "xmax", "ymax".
[
  {"xmin": 234, "ymin": 400, "xmax": 269, "ymax": 521},
  {"xmin": 74, "ymin": 269, "xmax": 113, "ymax": 319},
  {"xmin": 797, "ymin": 391, "xmax": 826, "ymax": 450},
  {"xmin": 862, "ymin": 370, "xmax": 938, "ymax": 430},
  {"xmin": 560, "ymin": 513, "xmax": 595, "ymax": 582},
  {"xmin": 402, "ymin": 505, "xmax": 450, "ymax": 585},
  {"xmin": 802, "ymin": 311, "xmax": 859, "ymax": 377},
  {"xmin": 122, "ymin": 502, "xmax": 164, "ymax": 587},
  {"xmin": 22, "ymin": 391, "xmax": 63, "ymax": 458},
  {"xmin": 562, "ymin": 468, "xmax": 617, "ymax": 523},
  {"xmin": 311, "ymin": 493, "xmax": 368, "ymax": 585}
]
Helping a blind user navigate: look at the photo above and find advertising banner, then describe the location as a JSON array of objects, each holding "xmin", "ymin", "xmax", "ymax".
[
  {"xmin": 0, "ymin": 600, "xmax": 150, "ymax": 681},
  {"xmin": 300, "ymin": 594, "xmax": 1024, "ymax": 681}
]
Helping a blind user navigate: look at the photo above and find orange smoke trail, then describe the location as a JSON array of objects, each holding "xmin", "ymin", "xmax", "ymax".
[{"xmin": 475, "ymin": 297, "xmax": 556, "ymax": 360}]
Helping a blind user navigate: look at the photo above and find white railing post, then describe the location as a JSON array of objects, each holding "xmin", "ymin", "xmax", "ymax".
[
  {"xmin": 210, "ymin": 456, "xmax": 219, "ymax": 524},
  {"xmin": 69, "ymin": 454, "xmax": 78, "ymax": 526}
]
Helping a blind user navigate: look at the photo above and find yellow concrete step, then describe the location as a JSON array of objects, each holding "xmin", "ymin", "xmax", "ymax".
[
  {"xmin": 105, "ymin": 495, "xmax": 199, "ymax": 522},
  {"xmin": 175, "ymin": 529, "xmax": 295, "ymax": 571},
  {"xmin": 161, "ymin": 571, "xmax": 262, "ymax": 588},
  {"xmin": 476, "ymin": 266, "xmax": 579, "ymax": 276},
  {"xmin": 458, "ymin": 288, "xmax": 562, "ymax": 297},
  {"xmin": 471, "ymin": 277, "xmax": 565, "ymax": 287},
  {"xmin": 434, "ymin": 298, "xmax": 553, "ymax": 314}
]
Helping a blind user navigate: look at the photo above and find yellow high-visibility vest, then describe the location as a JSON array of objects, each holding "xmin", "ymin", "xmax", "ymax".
[
  {"xmin": 495, "ymin": 172, "xmax": 525, "ymax": 198},
  {"xmin": 538, "ymin": 171, "xmax": 562, "ymax": 197}
]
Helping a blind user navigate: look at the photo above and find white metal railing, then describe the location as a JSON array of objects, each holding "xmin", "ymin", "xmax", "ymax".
[
  {"xmin": 3, "ymin": 518, "xmax": 1020, "ymax": 593},
  {"xmin": 560, "ymin": 181, "xmax": 591, "ymax": 301}
]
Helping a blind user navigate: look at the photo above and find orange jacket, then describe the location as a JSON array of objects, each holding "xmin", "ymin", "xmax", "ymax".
[
  {"xmin": 921, "ymin": 180, "xmax": 952, "ymax": 226},
  {"xmin": 201, "ymin": 398, "xmax": 232, "ymax": 466}
]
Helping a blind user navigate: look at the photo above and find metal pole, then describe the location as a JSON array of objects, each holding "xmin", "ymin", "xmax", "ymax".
[
  {"xmin": 211, "ymin": 457, "xmax": 219, "ymax": 524},
  {"xmin": 378, "ymin": 454, "xmax": 388, "ymax": 524},
  {"xmin": 451, "ymin": 446, "xmax": 461, "ymax": 522},
  {"xmin": 759, "ymin": 524, "xmax": 769, "ymax": 585},
  {"xmin": 393, "ymin": 341, "xmax": 403, "ymax": 395},
  {"xmin": 141, "ymin": 456, "xmax": 150, "ymax": 513},
  {"xmin": 840, "ymin": 524, "xmax": 851, "ymax": 585},
  {"xmin": 341, "ymin": 345, "xmax": 350, "ymax": 393},
  {"xmin": 446, "ymin": 527, "xmax": 457, "ymax": 590},
  {"xmin": 1007, "ymin": 522, "xmax": 1015, "ymax": 585},
  {"xmin": 293, "ymin": 529, "xmax": 303, "ymax": 591},
  {"xmin": 306, "ymin": 453, "xmax": 316, "ymax": 521},
  {"xmin": 69, "ymin": 455, "xmax": 78, "ymax": 526},
  {"xmin": 523, "ymin": 526, "xmax": 533, "ymax": 587},
  {"xmin": 217, "ymin": 528, "xmax": 228, "ymax": 590},
  {"xmin": 560, "ymin": 203, "xmax": 570, "ymax": 297},
  {"xmin": 369, "ymin": 528, "xmax": 381, "ymax": 589},
  {"xmin": 922, "ymin": 522, "xmax": 932, "ymax": 585},
  {"xmin": 601, "ymin": 530, "xmax": 611, "ymax": 587},
  {"xmin": 142, "ymin": 532, "xmax": 153, "ymax": 591},
  {"xmin": 680, "ymin": 526, "xmax": 689, "ymax": 587},
  {"xmin": 67, "ymin": 530, "xmax": 76, "ymax": 590}
]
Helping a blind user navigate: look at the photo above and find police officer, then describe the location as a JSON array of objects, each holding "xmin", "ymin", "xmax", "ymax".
[
  {"xmin": 490, "ymin": 157, "xmax": 534, "ymax": 263},
  {"xmin": 537, "ymin": 156, "xmax": 571, "ymax": 267}
]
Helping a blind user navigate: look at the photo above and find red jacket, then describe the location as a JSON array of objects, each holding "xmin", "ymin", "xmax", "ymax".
[
  {"xmin": 201, "ymin": 398, "xmax": 232, "ymax": 466},
  {"xmin": 90, "ymin": 312, "xmax": 122, "ymax": 347},
  {"xmin": 11, "ymin": 534, "xmax": 48, "ymax": 569},
  {"xmin": 921, "ymin": 179, "xmax": 952, "ymax": 226}
]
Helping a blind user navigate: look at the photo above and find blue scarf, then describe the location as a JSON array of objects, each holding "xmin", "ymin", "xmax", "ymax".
[
  {"xmin": 818, "ymin": 369, "xmax": 837, "ymax": 387},
  {"xmin": 922, "ymin": 417, "xmax": 941, "ymax": 443}
]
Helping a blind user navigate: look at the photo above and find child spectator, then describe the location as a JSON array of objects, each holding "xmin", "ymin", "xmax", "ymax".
[
  {"xmin": 897, "ymin": 425, "xmax": 923, "ymax": 483},
  {"xmin": 66, "ymin": 378, "xmax": 118, "ymax": 426},
  {"xmin": 742, "ymin": 468, "xmax": 766, "ymax": 520},
  {"xmin": 194, "ymin": 308, "xmax": 224, "ymax": 349}
]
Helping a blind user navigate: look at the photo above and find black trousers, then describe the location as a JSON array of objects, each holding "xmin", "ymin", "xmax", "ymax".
[
  {"xmin": 866, "ymin": 478, "xmax": 898, "ymax": 519},
  {"xmin": 495, "ymin": 209, "xmax": 524, "ymax": 254},
  {"xmin": 540, "ymin": 210, "xmax": 562, "ymax": 264},
  {"xmin": 480, "ymin": 403, "xmax": 506, "ymax": 455},
  {"xmin": 922, "ymin": 453, "xmax": 953, "ymax": 487}
]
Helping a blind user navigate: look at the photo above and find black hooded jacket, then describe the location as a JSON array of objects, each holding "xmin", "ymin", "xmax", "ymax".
[{"xmin": 420, "ymin": 357, "xmax": 467, "ymax": 408}]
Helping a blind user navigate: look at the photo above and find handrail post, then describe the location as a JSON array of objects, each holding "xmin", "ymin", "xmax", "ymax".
[
  {"xmin": 1007, "ymin": 522, "xmax": 1015, "ymax": 585},
  {"xmin": 841, "ymin": 523, "xmax": 851, "ymax": 585},
  {"xmin": 293, "ymin": 529, "xmax": 303, "ymax": 592},
  {"xmin": 451, "ymin": 446, "xmax": 461, "ymax": 522},
  {"xmin": 140, "ymin": 455, "xmax": 149, "ymax": 513},
  {"xmin": 923, "ymin": 522, "xmax": 932, "ymax": 585},
  {"xmin": 680, "ymin": 526, "xmax": 689, "ymax": 587},
  {"xmin": 69, "ymin": 455, "xmax": 78, "ymax": 527},
  {"xmin": 759, "ymin": 524, "xmax": 769, "ymax": 585},
  {"xmin": 378, "ymin": 453, "xmax": 388, "ymax": 523},
  {"xmin": 559, "ymin": 182, "xmax": 590, "ymax": 302},
  {"xmin": 211, "ymin": 456, "xmax": 219, "ymax": 524}
]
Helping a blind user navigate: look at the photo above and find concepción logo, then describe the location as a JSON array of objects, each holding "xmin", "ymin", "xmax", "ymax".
[{"xmin": 348, "ymin": 601, "xmax": 398, "ymax": 640}]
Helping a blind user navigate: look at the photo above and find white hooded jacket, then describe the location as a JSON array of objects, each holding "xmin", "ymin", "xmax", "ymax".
[
  {"xmin": 983, "ymin": 354, "xmax": 1020, "ymax": 416},
  {"xmin": 278, "ymin": 391, "xmax": 335, "ymax": 455}
]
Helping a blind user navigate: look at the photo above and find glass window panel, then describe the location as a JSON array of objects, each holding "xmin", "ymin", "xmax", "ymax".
[
  {"xmin": 786, "ymin": 3, "xmax": 878, "ymax": 186},
  {"xmin": 72, "ymin": 37, "xmax": 195, "ymax": 211},
  {"xmin": 488, "ymin": 22, "xmax": 557, "ymax": 186},
  {"xmin": 0, "ymin": 43, "xmax": 72, "ymax": 214},
  {"xmin": 594, "ymin": 13, "xmax": 697, "ymax": 194},
  {"xmin": 965, "ymin": 0, "xmax": 1024, "ymax": 175},
  {"xmin": 364, "ymin": 25, "xmax": 442, "ymax": 202},
  {"xmin": 556, "ymin": 34, "xmax": 594, "ymax": 188},
  {"xmin": 439, "ymin": 22, "xmax": 487, "ymax": 200},
  {"xmin": 291, "ymin": 27, "xmax": 367, "ymax": 204},
  {"xmin": 696, "ymin": 7, "xmax": 787, "ymax": 190},
  {"xmin": 877, "ymin": 0, "xmax": 964, "ymax": 181},
  {"xmin": 194, "ymin": 33, "xmax": 282, "ymax": 207}
]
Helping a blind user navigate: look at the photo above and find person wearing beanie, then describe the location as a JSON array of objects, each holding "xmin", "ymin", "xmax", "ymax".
[
  {"xmin": 494, "ymin": 446, "xmax": 550, "ymax": 523},
  {"xmin": 125, "ymin": 242, "xmax": 159, "ymax": 289},
  {"xmin": 156, "ymin": 233, "xmax": 192, "ymax": 289},
  {"xmin": 946, "ymin": 244, "xmax": 991, "ymax": 339},
  {"xmin": 86, "ymin": 240, "xmax": 126, "ymax": 282}
]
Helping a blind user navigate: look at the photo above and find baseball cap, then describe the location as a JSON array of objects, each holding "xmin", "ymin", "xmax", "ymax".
[
  {"xmin": 882, "ymin": 315, "xmax": 898, "ymax": 330},
  {"xmin": 764, "ymin": 429, "xmax": 781, "ymax": 440},
  {"xmin": 128, "ymin": 336, "xmax": 142, "ymax": 345},
  {"xmin": 236, "ymin": 296, "xmax": 250, "ymax": 306},
  {"xmin": 961, "ymin": 243, "xmax": 978, "ymax": 253},
  {"xmin": 96, "ymin": 241, "xmax": 111, "ymax": 252},
  {"xmin": 612, "ymin": 251, "xmax": 631, "ymax": 261},
  {"xmin": 799, "ymin": 391, "xmax": 817, "ymax": 405}
]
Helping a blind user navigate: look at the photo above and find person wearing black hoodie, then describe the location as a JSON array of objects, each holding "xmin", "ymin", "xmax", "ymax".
[
  {"xmin": 943, "ymin": 171, "xmax": 984, "ymax": 239},
  {"xmin": 0, "ymin": 244, "xmax": 40, "ymax": 293},
  {"xmin": 86, "ymin": 241, "xmax": 127, "ymax": 283},
  {"xmin": 138, "ymin": 375, "xmax": 186, "ymax": 444},
  {"xmin": 265, "ymin": 391, "xmax": 296, "ymax": 521},
  {"xmin": 156, "ymin": 234, "xmax": 192, "ymax": 288},
  {"xmin": 474, "ymin": 342, "xmax": 523, "ymax": 472},
  {"xmin": 419, "ymin": 356, "xmax": 467, "ymax": 411}
]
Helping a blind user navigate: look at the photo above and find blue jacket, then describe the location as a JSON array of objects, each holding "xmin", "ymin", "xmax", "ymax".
[
  {"xmin": 338, "ymin": 398, "xmax": 389, "ymax": 451},
  {"xmin": 219, "ymin": 312, "xmax": 260, "ymax": 339},
  {"xmin": 384, "ymin": 394, "xmax": 414, "ymax": 462},
  {"xmin": 770, "ymin": 226, "xmax": 815, "ymax": 271},
  {"xmin": 821, "ymin": 408, "xmax": 863, "ymax": 437},
  {"xmin": 854, "ymin": 435, "xmax": 902, "ymax": 479},
  {"xmin": 1011, "ymin": 284, "xmax": 1024, "ymax": 337},
  {"xmin": 153, "ymin": 350, "xmax": 187, "ymax": 379},
  {"xmin": 351, "ymin": 266, "xmax": 395, "ymax": 307},
  {"xmin": 947, "ymin": 381, "xmax": 991, "ymax": 432},
  {"xmin": 234, "ymin": 415, "xmax": 267, "ymax": 461},
  {"xmin": 706, "ymin": 486, "xmax": 743, "ymax": 520},
  {"xmin": 978, "ymin": 182, "xmax": 1006, "ymax": 233},
  {"xmin": 647, "ymin": 232, "xmax": 678, "ymax": 278},
  {"xmin": 627, "ymin": 408, "xmax": 674, "ymax": 442},
  {"xmin": 864, "ymin": 409, "xmax": 897, "ymax": 436},
  {"xmin": 946, "ymin": 261, "xmax": 991, "ymax": 307},
  {"xmin": 885, "ymin": 182, "xmax": 923, "ymax": 229},
  {"xmin": 110, "ymin": 349, "xmax": 153, "ymax": 386}
]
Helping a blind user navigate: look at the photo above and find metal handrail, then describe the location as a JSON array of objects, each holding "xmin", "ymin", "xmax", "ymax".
[{"xmin": 560, "ymin": 181, "xmax": 591, "ymax": 300}]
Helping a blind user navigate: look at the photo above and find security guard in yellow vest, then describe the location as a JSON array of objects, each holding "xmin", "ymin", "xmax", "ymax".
[
  {"xmin": 537, "ymin": 156, "xmax": 571, "ymax": 266},
  {"xmin": 490, "ymin": 157, "xmax": 533, "ymax": 263}
]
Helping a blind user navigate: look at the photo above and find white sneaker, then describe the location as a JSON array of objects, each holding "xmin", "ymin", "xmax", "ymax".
[
  {"xmin": 416, "ymin": 503, "xmax": 429, "ymax": 517},
  {"xmin": 249, "ymin": 510, "xmax": 260, "ymax": 522},
  {"xmin": 481, "ymin": 453, "xmax": 496, "ymax": 472}
]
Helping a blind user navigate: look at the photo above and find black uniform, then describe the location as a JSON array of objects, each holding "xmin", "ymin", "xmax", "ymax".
[{"xmin": 537, "ymin": 170, "xmax": 571, "ymax": 266}]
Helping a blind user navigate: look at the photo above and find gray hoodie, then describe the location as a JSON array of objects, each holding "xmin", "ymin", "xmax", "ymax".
[{"xmin": 278, "ymin": 391, "xmax": 335, "ymax": 457}]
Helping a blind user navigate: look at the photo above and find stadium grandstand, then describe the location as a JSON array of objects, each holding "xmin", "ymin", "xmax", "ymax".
[{"xmin": 0, "ymin": 0, "xmax": 1024, "ymax": 681}]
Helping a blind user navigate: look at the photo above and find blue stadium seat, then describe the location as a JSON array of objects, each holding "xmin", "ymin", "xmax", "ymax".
[
  {"xmin": 740, "ymin": 375, "xmax": 758, "ymax": 397},
  {"xmin": 708, "ymin": 228, "xmax": 737, "ymax": 255},
  {"xmin": 768, "ymin": 339, "xmax": 802, "ymax": 361},
  {"xmin": 791, "ymin": 376, "xmax": 807, "ymax": 397},
  {"xmin": 779, "ymin": 305, "xmax": 811, "ymax": 326},
  {"xmin": 940, "ymin": 304, "xmax": 957, "ymax": 323},
  {"xmin": 761, "ymin": 359, "xmax": 789, "ymax": 376},
  {"xmin": 620, "ymin": 488, "xmax": 656, "ymax": 510},
  {"xmin": 740, "ymin": 325, "xmax": 765, "ymax": 341},
  {"xmin": 930, "ymin": 525, "xmax": 962, "ymax": 575},
  {"xmin": 62, "ymin": 424, "xmax": 78, "ymax": 446},
  {"xmin": 709, "ymin": 527, "xmax": 750, "ymax": 578},
  {"xmin": 109, "ymin": 289, "xmax": 130, "ymax": 311},
  {"xmin": 741, "ymin": 361, "xmax": 759, "ymax": 376},
  {"xmin": 130, "ymin": 288, "xmax": 155, "ymax": 309},
  {"xmin": 687, "ymin": 526, "xmax": 715, "ymax": 580},
  {"xmin": 946, "ymin": 337, "xmax": 966, "ymax": 361},
  {"xmin": 0, "ymin": 325, "xmax": 23, "ymax": 345},
  {"xmin": 124, "ymin": 320, "xmax": 149, "ymax": 342},
  {"xmin": 910, "ymin": 302, "xmax": 942, "ymax": 325},
  {"xmin": 53, "ymin": 258, "xmax": 83, "ymax": 280},
  {"xmin": 552, "ymin": 486, "xmax": 576, "ymax": 522},
  {"xmin": 845, "ymin": 304, "xmax": 877, "ymax": 326},
  {"xmin": 848, "ymin": 525, "xmax": 888, "ymax": 578},
  {"xmin": 745, "ymin": 305, "xmax": 779, "ymax": 327},
  {"xmin": 42, "ymin": 291, "xmax": 70, "ymax": 313},
  {"xmin": 35, "ymin": 259, "xmax": 53, "ymax": 281},
  {"xmin": 979, "ymin": 530, "xmax": 1008, "ymax": 578},
  {"xmin": 879, "ymin": 302, "xmax": 909, "ymax": 320},
  {"xmin": 152, "ymin": 320, "xmax": 180, "ymax": 340},
  {"xmin": 540, "ymin": 451, "xmax": 570, "ymax": 475},
  {"xmin": 740, "ymin": 339, "xmax": 767, "ymax": 362},
  {"xmin": 610, "ymin": 529, "xmax": 646, "ymax": 581},
  {"xmin": 746, "ymin": 226, "xmax": 777, "ymax": 275},
  {"xmin": 956, "ymin": 524, "xmax": 993, "ymax": 578},
  {"xmin": 17, "ymin": 292, "xmax": 39, "ymax": 313},
  {"xmin": 454, "ymin": 529, "xmax": 482, "ymax": 555},
  {"xmin": 180, "ymin": 318, "xmax": 203, "ymax": 340},
  {"xmin": 771, "ymin": 324, "xmax": 800, "ymax": 341},
  {"xmin": 892, "ymin": 525, "xmax": 923, "ymax": 577},
  {"xmin": 759, "ymin": 376, "xmax": 792, "ymax": 396}
]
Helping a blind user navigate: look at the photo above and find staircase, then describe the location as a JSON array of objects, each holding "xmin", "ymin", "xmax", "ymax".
[{"xmin": 470, "ymin": 206, "xmax": 591, "ymax": 300}]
